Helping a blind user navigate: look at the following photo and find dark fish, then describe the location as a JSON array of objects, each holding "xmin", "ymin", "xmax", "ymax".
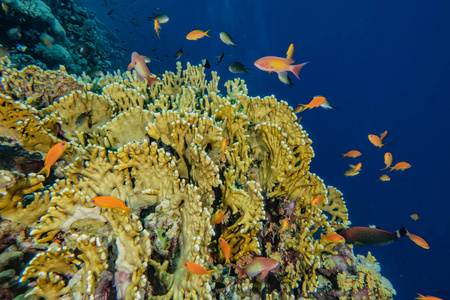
[
  {"xmin": 151, "ymin": 48, "xmax": 157, "ymax": 52},
  {"xmin": 76, "ymin": 110, "xmax": 93, "ymax": 128},
  {"xmin": 338, "ymin": 226, "xmax": 407, "ymax": 246},
  {"xmin": 228, "ymin": 61, "xmax": 251, "ymax": 74},
  {"xmin": 107, "ymin": 9, "xmax": 115, "ymax": 16},
  {"xmin": 215, "ymin": 51, "xmax": 224, "ymax": 66},
  {"xmin": 201, "ymin": 59, "xmax": 210, "ymax": 68},
  {"xmin": 175, "ymin": 48, "xmax": 183, "ymax": 59}
]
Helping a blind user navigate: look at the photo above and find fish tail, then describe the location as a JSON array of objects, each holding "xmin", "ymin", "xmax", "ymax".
[
  {"xmin": 396, "ymin": 227, "xmax": 408, "ymax": 239},
  {"xmin": 146, "ymin": 76, "xmax": 160, "ymax": 87},
  {"xmin": 233, "ymin": 264, "xmax": 245, "ymax": 278},
  {"xmin": 207, "ymin": 269, "xmax": 216, "ymax": 279},
  {"xmin": 37, "ymin": 166, "xmax": 50, "ymax": 177},
  {"xmin": 225, "ymin": 258, "xmax": 231, "ymax": 265},
  {"xmin": 205, "ymin": 29, "xmax": 211, "ymax": 37},
  {"xmin": 290, "ymin": 62, "xmax": 308, "ymax": 80}
]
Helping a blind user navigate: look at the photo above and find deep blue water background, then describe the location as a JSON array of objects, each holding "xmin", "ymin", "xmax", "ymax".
[{"xmin": 81, "ymin": 1, "xmax": 450, "ymax": 299}]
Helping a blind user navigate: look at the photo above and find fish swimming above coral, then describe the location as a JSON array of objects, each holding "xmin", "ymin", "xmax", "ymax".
[
  {"xmin": 234, "ymin": 257, "xmax": 280, "ymax": 280},
  {"xmin": 254, "ymin": 48, "xmax": 308, "ymax": 80},
  {"xmin": 338, "ymin": 226, "xmax": 408, "ymax": 246},
  {"xmin": 127, "ymin": 51, "xmax": 160, "ymax": 87}
]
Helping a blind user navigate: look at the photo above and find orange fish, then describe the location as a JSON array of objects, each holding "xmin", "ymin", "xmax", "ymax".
[
  {"xmin": 42, "ymin": 37, "xmax": 52, "ymax": 49},
  {"xmin": 286, "ymin": 43, "xmax": 294, "ymax": 60},
  {"xmin": 342, "ymin": 150, "xmax": 361, "ymax": 158},
  {"xmin": 379, "ymin": 130, "xmax": 388, "ymax": 141},
  {"xmin": 218, "ymin": 237, "xmax": 231, "ymax": 265},
  {"xmin": 183, "ymin": 262, "xmax": 214, "ymax": 278},
  {"xmin": 389, "ymin": 161, "xmax": 411, "ymax": 171},
  {"xmin": 344, "ymin": 162, "xmax": 362, "ymax": 176},
  {"xmin": 410, "ymin": 213, "xmax": 421, "ymax": 221},
  {"xmin": 406, "ymin": 232, "xmax": 430, "ymax": 249},
  {"xmin": 254, "ymin": 56, "xmax": 308, "ymax": 80},
  {"xmin": 311, "ymin": 196, "xmax": 324, "ymax": 206},
  {"xmin": 368, "ymin": 134, "xmax": 384, "ymax": 148},
  {"xmin": 90, "ymin": 196, "xmax": 133, "ymax": 215},
  {"xmin": 214, "ymin": 138, "xmax": 228, "ymax": 162},
  {"xmin": 127, "ymin": 51, "xmax": 160, "ymax": 87},
  {"xmin": 233, "ymin": 257, "xmax": 279, "ymax": 280},
  {"xmin": 154, "ymin": 19, "xmax": 161, "ymax": 38},
  {"xmin": 211, "ymin": 209, "xmax": 224, "ymax": 224},
  {"xmin": 279, "ymin": 218, "xmax": 289, "ymax": 233},
  {"xmin": 415, "ymin": 293, "xmax": 443, "ymax": 300},
  {"xmin": 37, "ymin": 142, "xmax": 67, "ymax": 177},
  {"xmin": 294, "ymin": 96, "xmax": 336, "ymax": 113},
  {"xmin": 323, "ymin": 233, "xmax": 345, "ymax": 243},
  {"xmin": 186, "ymin": 29, "xmax": 210, "ymax": 40},
  {"xmin": 378, "ymin": 174, "xmax": 390, "ymax": 182},
  {"xmin": 381, "ymin": 152, "xmax": 393, "ymax": 170}
]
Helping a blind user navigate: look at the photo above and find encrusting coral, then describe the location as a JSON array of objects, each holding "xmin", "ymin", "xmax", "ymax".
[{"xmin": 0, "ymin": 61, "xmax": 395, "ymax": 299}]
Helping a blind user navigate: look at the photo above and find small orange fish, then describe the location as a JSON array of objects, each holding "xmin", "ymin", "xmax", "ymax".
[
  {"xmin": 311, "ymin": 196, "xmax": 324, "ymax": 206},
  {"xmin": 378, "ymin": 174, "xmax": 390, "ymax": 182},
  {"xmin": 406, "ymin": 232, "xmax": 430, "ymax": 249},
  {"xmin": 218, "ymin": 237, "xmax": 231, "ymax": 265},
  {"xmin": 410, "ymin": 213, "xmax": 421, "ymax": 221},
  {"xmin": 186, "ymin": 29, "xmax": 210, "ymax": 40},
  {"xmin": 43, "ymin": 37, "xmax": 52, "ymax": 49},
  {"xmin": 154, "ymin": 19, "xmax": 161, "ymax": 38},
  {"xmin": 341, "ymin": 150, "xmax": 361, "ymax": 158},
  {"xmin": 380, "ymin": 152, "xmax": 393, "ymax": 170},
  {"xmin": 389, "ymin": 161, "xmax": 411, "ymax": 171},
  {"xmin": 344, "ymin": 162, "xmax": 362, "ymax": 176},
  {"xmin": 286, "ymin": 43, "xmax": 294, "ymax": 59},
  {"xmin": 415, "ymin": 293, "xmax": 443, "ymax": 300},
  {"xmin": 127, "ymin": 51, "xmax": 160, "ymax": 87},
  {"xmin": 379, "ymin": 130, "xmax": 388, "ymax": 141},
  {"xmin": 279, "ymin": 218, "xmax": 289, "ymax": 233},
  {"xmin": 90, "ymin": 196, "xmax": 133, "ymax": 215},
  {"xmin": 323, "ymin": 233, "xmax": 345, "ymax": 243},
  {"xmin": 37, "ymin": 142, "xmax": 67, "ymax": 177},
  {"xmin": 214, "ymin": 138, "xmax": 228, "ymax": 162},
  {"xmin": 294, "ymin": 96, "xmax": 336, "ymax": 113},
  {"xmin": 183, "ymin": 262, "xmax": 214, "ymax": 278},
  {"xmin": 211, "ymin": 209, "xmax": 224, "ymax": 224},
  {"xmin": 368, "ymin": 134, "xmax": 384, "ymax": 148},
  {"xmin": 2, "ymin": 3, "xmax": 9, "ymax": 14},
  {"xmin": 254, "ymin": 56, "xmax": 308, "ymax": 80}
]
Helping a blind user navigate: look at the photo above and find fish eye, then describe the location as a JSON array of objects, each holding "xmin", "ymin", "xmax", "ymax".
[
  {"xmin": 183, "ymin": 263, "xmax": 187, "ymax": 267},
  {"xmin": 90, "ymin": 200, "xmax": 94, "ymax": 203}
]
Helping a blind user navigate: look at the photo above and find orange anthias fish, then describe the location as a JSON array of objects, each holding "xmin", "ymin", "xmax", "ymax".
[
  {"xmin": 37, "ymin": 142, "xmax": 67, "ymax": 177},
  {"xmin": 344, "ymin": 162, "xmax": 362, "ymax": 176},
  {"xmin": 183, "ymin": 262, "xmax": 214, "ymax": 278},
  {"xmin": 294, "ymin": 96, "xmax": 336, "ymax": 113},
  {"xmin": 186, "ymin": 29, "xmax": 210, "ymax": 40},
  {"xmin": 211, "ymin": 209, "xmax": 224, "ymax": 224},
  {"xmin": 389, "ymin": 161, "xmax": 411, "ymax": 171},
  {"xmin": 233, "ymin": 257, "xmax": 279, "ymax": 280},
  {"xmin": 127, "ymin": 51, "xmax": 160, "ymax": 87},
  {"xmin": 311, "ymin": 196, "xmax": 324, "ymax": 206},
  {"xmin": 214, "ymin": 138, "xmax": 228, "ymax": 162},
  {"xmin": 406, "ymin": 231, "xmax": 430, "ymax": 249},
  {"xmin": 342, "ymin": 150, "xmax": 361, "ymax": 158},
  {"xmin": 286, "ymin": 43, "xmax": 294, "ymax": 59},
  {"xmin": 219, "ymin": 237, "xmax": 231, "ymax": 265},
  {"xmin": 42, "ymin": 37, "xmax": 52, "ymax": 49},
  {"xmin": 90, "ymin": 196, "xmax": 133, "ymax": 215},
  {"xmin": 415, "ymin": 293, "xmax": 443, "ymax": 300},
  {"xmin": 323, "ymin": 233, "xmax": 345, "ymax": 243},
  {"xmin": 379, "ymin": 130, "xmax": 388, "ymax": 141},
  {"xmin": 368, "ymin": 134, "xmax": 384, "ymax": 148},
  {"xmin": 381, "ymin": 152, "xmax": 393, "ymax": 170},
  {"xmin": 338, "ymin": 226, "xmax": 407, "ymax": 246},
  {"xmin": 254, "ymin": 56, "xmax": 308, "ymax": 80},
  {"xmin": 378, "ymin": 174, "xmax": 391, "ymax": 182},
  {"xmin": 154, "ymin": 19, "xmax": 161, "ymax": 38}
]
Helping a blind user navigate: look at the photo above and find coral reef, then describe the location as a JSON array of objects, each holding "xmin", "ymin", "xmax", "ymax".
[{"xmin": 0, "ymin": 61, "xmax": 395, "ymax": 299}]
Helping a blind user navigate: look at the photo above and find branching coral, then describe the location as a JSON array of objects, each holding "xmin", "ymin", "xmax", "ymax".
[{"xmin": 0, "ymin": 61, "xmax": 393, "ymax": 299}]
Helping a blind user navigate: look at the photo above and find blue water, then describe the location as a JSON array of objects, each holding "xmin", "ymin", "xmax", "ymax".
[{"xmin": 82, "ymin": 1, "xmax": 450, "ymax": 298}]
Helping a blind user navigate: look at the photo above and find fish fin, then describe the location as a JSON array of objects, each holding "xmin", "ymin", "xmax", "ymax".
[
  {"xmin": 37, "ymin": 166, "xmax": 50, "ymax": 177},
  {"xmin": 207, "ymin": 270, "xmax": 215, "ymax": 279},
  {"xmin": 259, "ymin": 270, "xmax": 269, "ymax": 280},
  {"xmin": 127, "ymin": 62, "xmax": 135, "ymax": 71},
  {"xmin": 225, "ymin": 258, "xmax": 231, "ymax": 265},
  {"xmin": 397, "ymin": 226, "xmax": 408, "ymax": 239},
  {"xmin": 290, "ymin": 62, "xmax": 308, "ymax": 80},
  {"xmin": 205, "ymin": 29, "xmax": 211, "ymax": 37},
  {"xmin": 146, "ymin": 76, "xmax": 160, "ymax": 87},
  {"xmin": 233, "ymin": 264, "xmax": 245, "ymax": 278}
]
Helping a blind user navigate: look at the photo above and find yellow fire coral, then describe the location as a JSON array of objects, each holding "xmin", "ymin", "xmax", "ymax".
[{"xmin": 0, "ymin": 61, "xmax": 392, "ymax": 299}]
